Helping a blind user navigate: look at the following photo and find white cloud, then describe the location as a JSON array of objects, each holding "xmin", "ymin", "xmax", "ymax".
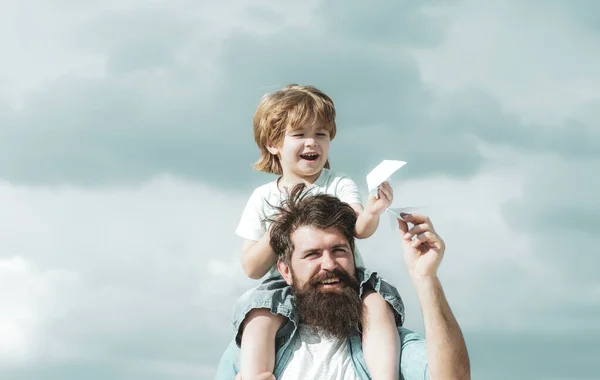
[
  {"xmin": 402, "ymin": 0, "xmax": 600, "ymax": 337},
  {"xmin": 0, "ymin": 176, "xmax": 253, "ymax": 371},
  {"xmin": 0, "ymin": 256, "xmax": 79, "ymax": 367},
  {"xmin": 0, "ymin": 0, "xmax": 318, "ymax": 110},
  {"xmin": 0, "ymin": 164, "xmax": 555, "ymax": 372},
  {"xmin": 1, "ymin": 158, "xmax": 595, "ymax": 374},
  {"xmin": 409, "ymin": 0, "xmax": 600, "ymax": 125},
  {"xmin": 355, "ymin": 164, "xmax": 553, "ymax": 333}
]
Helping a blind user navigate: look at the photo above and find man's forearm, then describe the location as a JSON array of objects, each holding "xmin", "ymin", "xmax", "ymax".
[{"xmin": 413, "ymin": 276, "xmax": 470, "ymax": 380}]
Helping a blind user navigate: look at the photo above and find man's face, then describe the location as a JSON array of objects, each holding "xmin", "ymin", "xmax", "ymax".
[
  {"xmin": 281, "ymin": 225, "xmax": 356, "ymax": 290},
  {"xmin": 277, "ymin": 225, "xmax": 362, "ymax": 338}
]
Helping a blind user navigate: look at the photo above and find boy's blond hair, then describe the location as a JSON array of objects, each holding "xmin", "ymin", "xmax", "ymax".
[{"xmin": 253, "ymin": 84, "xmax": 337, "ymax": 175}]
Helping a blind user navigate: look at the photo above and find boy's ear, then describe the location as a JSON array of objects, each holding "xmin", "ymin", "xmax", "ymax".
[
  {"xmin": 277, "ymin": 259, "xmax": 293, "ymax": 286},
  {"xmin": 266, "ymin": 144, "xmax": 279, "ymax": 156}
]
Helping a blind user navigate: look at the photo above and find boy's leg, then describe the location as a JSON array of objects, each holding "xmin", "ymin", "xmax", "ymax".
[
  {"xmin": 361, "ymin": 290, "xmax": 400, "ymax": 380},
  {"xmin": 240, "ymin": 308, "xmax": 285, "ymax": 378}
]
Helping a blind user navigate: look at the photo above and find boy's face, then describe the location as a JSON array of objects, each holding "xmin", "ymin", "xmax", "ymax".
[{"xmin": 268, "ymin": 120, "xmax": 331, "ymax": 181}]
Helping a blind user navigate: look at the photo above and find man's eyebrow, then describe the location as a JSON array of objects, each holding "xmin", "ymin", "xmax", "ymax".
[
  {"xmin": 301, "ymin": 244, "xmax": 350, "ymax": 255},
  {"xmin": 332, "ymin": 243, "xmax": 350, "ymax": 250}
]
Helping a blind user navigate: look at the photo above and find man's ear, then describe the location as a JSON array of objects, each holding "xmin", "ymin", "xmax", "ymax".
[{"xmin": 277, "ymin": 259, "xmax": 293, "ymax": 286}]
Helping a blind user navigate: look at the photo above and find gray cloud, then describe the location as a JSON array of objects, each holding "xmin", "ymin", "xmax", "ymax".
[
  {"xmin": 435, "ymin": 90, "xmax": 600, "ymax": 159},
  {"xmin": 1, "ymin": 0, "xmax": 598, "ymax": 189},
  {"xmin": 0, "ymin": 0, "xmax": 491, "ymax": 189},
  {"xmin": 1, "ymin": 1, "xmax": 600, "ymax": 379},
  {"xmin": 315, "ymin": 0, "xmax": 448, "ymax": 46}
]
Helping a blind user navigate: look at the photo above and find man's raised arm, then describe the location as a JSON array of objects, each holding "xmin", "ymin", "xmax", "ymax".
[{"xmin": 399, "ymin": 213, "xmax": 471, "ymax": 380}]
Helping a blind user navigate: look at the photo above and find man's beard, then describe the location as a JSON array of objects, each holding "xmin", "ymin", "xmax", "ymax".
[{"xmin": 292, "ymin": 267, "xmax": 362, "ymax": 339}]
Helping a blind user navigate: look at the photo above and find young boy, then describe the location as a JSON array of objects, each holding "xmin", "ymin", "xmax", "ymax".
[{"xmin": 234, "ymin": 84, "xmax": 405, "ymax": 380}]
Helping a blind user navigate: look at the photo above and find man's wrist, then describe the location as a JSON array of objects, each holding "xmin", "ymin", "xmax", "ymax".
[{"xmin": 410, "ymin": 273, "xmax": 440, "ymax": 290}]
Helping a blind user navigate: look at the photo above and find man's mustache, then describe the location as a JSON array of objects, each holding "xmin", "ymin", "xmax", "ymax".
[{"xmin": 307, "ymin": 268, "xmax": 359, "ymax": 289}]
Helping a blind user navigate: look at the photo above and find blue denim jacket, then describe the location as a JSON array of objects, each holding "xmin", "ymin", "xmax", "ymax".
[
  {"xmin": 214, "ymin": 268, "xmax": 429, "ymax": 380},
  {"xmin": 214, "ymin": 324, "xmax": 429, "ymax": 379}
]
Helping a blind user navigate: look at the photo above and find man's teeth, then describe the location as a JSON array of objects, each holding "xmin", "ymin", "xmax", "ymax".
[{"xmin": 321, "ymin": 278, "xmax": 339, "ymax": 284}]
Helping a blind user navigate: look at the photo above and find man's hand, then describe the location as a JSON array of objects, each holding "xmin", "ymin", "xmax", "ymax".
[
  {"xmin": 235, "ymin": 372, "xmax": 275, "ymax": 380},
  {"xmin": 397, "ymin": 213, "xmax": 445, "ymax": 278},
  {"xmin": 365, "ymin": 181, "xmax": 393, "ymax": 216}
]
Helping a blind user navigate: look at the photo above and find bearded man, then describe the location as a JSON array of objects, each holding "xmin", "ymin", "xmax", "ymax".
[{"xmin": 215, "ymin": 184, "xmax": 470, "ymax": 380}]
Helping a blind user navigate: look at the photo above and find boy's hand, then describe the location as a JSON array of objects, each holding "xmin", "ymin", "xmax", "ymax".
[{"xmin": 365, "ymin": 181, "xmax": 393, "ymax": 216}]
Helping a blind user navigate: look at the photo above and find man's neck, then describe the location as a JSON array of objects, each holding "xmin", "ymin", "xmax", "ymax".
[{"xmin": 297, "ymin": 323, "xmax": 349, "ymax": 342}]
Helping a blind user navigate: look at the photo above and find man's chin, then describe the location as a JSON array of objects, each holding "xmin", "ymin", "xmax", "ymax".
[{"xmin": 294, "ymin": 282, "xmax": 362, "ymax": 339}]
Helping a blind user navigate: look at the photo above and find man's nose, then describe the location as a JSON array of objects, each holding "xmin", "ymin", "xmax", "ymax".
[{"xmin": 320, "ymin": 252, "xmax": 337, "ymax": 271}]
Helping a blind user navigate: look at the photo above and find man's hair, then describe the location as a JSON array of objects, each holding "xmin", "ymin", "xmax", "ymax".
[
  {"xmin": 266, "ymin": 183, "xmax": 357, "ymax": 264},
  {"xmin": 252, "ymin": 84, "xmax": 337, "ymax": 175}
]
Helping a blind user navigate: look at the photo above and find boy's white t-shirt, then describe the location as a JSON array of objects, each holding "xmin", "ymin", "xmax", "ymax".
[{"xmin": 235, "ymin": 168, "xmax": 364, "ymax": 277}]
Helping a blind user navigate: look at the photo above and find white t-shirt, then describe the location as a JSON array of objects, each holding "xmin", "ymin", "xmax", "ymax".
[
  {"xmin": 279, "ymin": 324, "xmax": 359, "ymax": 380},
  {"xmin": 235, "ymin": 168, "xmax": 364, "ymax": 277}
]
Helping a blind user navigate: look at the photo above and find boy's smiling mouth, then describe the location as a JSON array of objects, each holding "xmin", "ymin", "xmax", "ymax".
[{"xmin": 299, "ymin": 153, "xmax": 319, "ymax": 161}]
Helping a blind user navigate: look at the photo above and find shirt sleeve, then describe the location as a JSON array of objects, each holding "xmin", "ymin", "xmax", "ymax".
[
  {"xmin": 398, "ymin": 327, "xmax": 429, "ymax": 380},
  {"xmin": 335, "ymin": 176, "xmax": 363, "ymax": 206},
  {"xmin": 234, "ymin": 189, "xmax": 266, "ymax": 242}
]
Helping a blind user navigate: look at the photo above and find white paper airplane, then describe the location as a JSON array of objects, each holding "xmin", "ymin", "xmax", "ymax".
[
  {"xmin": 366, "ymin": 160, "xmax": 407, "ymax": 194},
  {"xmin": 365, "ymin": 159, "xmax": 426, "ymax": 225}
]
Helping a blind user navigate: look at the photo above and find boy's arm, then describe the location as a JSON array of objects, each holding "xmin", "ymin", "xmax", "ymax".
[
  {"xmin": 240, "ymin": 228, "xmax": 276, "ymax": 280},
  {"xmin": 352, "ymin": 203, "xmax": 380, "ymax": 239},
  {"xmin": 236, "ymin": 190, "xmax": 277, "ymax": 279},
  {"xmin": 352, "ymin": 181, "xmax": 393, "ymax": 239}
]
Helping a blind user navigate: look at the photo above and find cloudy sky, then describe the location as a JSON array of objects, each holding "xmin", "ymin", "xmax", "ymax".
[{"xmin": 1, "ymin": 0, "xmax": 599, "ymax": 379}]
